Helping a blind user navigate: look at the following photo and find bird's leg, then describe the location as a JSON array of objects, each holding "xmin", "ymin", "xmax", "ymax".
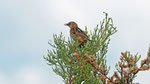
[{"xmin": 79, "ymin": 42, "xmax": 84, "ymax": 48}]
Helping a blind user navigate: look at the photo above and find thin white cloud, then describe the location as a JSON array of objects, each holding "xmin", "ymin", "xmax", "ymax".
[
  {"xmin": 0, "ymin": 73, "xmax": 10, "ymax": 84},
  {"xmin": 15, "ymin": 68, "xmax": 44, "ymax": 84},
  {"xmin": 0, "ymin": 66, "xmax": 63, "ymax": 84}
]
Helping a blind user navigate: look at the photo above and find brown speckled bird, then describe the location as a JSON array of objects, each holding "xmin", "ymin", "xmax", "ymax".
[{"xmin": 65, "ymin": 21, "xmax": 91, "ymax": 46}]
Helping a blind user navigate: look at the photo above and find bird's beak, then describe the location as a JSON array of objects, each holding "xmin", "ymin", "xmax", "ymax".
[{"xmin": 64, "ymin": 23, "xmax": 69, "ymax": 26}]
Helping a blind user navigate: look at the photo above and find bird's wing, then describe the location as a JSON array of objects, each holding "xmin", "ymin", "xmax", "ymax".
[{"xmin": 76, "ymin": 27, "xmax": 89, "ymax": 40}]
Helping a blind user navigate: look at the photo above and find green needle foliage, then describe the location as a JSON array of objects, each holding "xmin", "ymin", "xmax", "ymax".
[
  {"xmin": 44, "ymin": 13, "xmax": 150, "ymax": 84},
  {"xmin": 44, "ymin": 12, "xmax": 116, "ymax": 84}
]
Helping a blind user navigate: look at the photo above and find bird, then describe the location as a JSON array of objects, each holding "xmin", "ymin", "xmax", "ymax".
[{"xmin": 65, "ymin": 21, "xmax": 91, "ymax": 47}]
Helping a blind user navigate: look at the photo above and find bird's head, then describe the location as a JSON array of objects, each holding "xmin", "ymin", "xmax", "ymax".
[{"xmin": 65, "ymin": 21, "xmax": 78, "ymax": 29}]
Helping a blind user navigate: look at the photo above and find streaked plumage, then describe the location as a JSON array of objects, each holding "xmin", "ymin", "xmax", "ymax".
[{"xmin": 65, "ymin": 21, "xmax": 90, "ymax": 46}]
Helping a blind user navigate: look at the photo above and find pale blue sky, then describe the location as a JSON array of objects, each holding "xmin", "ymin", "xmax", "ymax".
[{"xmin": 0, "ymin": 0, "xmax": 150, "ymax": 84}]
